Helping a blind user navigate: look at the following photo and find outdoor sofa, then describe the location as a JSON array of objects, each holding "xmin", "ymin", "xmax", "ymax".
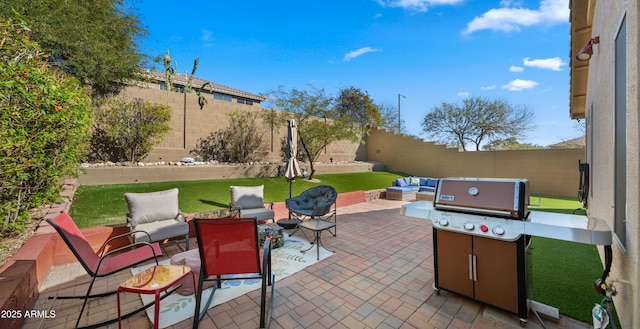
[{"xmin": 386, "ymin": 177, "xmax": 438, "ymax": 201}]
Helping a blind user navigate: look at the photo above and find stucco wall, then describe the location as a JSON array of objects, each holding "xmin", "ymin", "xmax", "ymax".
[
  {"xmin": 366, "ymin": 129, "xmax": 585, "ymax": 197},
  {"xmin": 582, "ymin": 1, "xmax": 639, "ymax": 328},
  {"xmin": 120, "ymin": 85, "xmax": 362, "ymax": 164}
]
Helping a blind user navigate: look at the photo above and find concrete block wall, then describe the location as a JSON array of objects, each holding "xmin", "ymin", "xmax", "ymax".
[
  {"xmin": 366, "ymin": 129, "xmax": 585, "ymax": 197},
  {"xmin": 119, "ymin": 85, "xmax": 363, "ymax": 164},
  {"xmin": 118, "ymin": 85, "xmax": 586, "ymax": 198}
]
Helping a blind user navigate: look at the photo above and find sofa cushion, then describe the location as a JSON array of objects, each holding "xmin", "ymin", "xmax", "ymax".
[
  {"xmin": 426, "ymin": 178, "xmax": 438, "ymax": 188},
  {"xmin": 132, "ymin": 219, "xmax": 189, "ymax": 243},
  {"xmin": 409, "ymin": 177, "xmax": 420, "ymax": 186},
  {"xmin": 240, "ymin": 207, "xmax": 275, "ymax": 222},
  {"xmin": 125, "ymin": 188, "xmax": 180, "ymax": 225},
  {"xmin": 395, "ymin": 178, "xmax": 408, "ymax": 187},
  {"xmin": 387, "ymin": 186, "xmax": 420, "ymax": 192},
  {"xmin": 419, "ymin": 186, "xmax": 436, "ymax": 192}
]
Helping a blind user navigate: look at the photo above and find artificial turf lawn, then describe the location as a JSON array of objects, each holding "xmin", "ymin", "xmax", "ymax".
[
  {"xmin": 529, "ymin": 195, "xmax": 606, "ymax": 324},
  {"xmin": 68, "ymin": 176, "xmax": 605, "ymax": 324},
  {"xmin": 68, "ymin": 171, "xmax": 406, "ymax": 228}
]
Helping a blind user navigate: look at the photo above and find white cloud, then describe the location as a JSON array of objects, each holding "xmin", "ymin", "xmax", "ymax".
[
  {"xmin": 509, "ymin": 65, "xmax": 525, "ymax": 72},
  {"xmin": 343, "ymin": 47, "xmax": 380, "ymax": 61},
  {"xmin": 523, "ymin": 57, "xmax": 566, "ymax": 71},
  {"xmin": 376, "ymin": 0, "xmax": 463, "ymax": 12},
  {"xmin": 480, "ymin": 85, "xmax": 497, "ymax": 90},
  {"xmin": 502, "ymin": 79, "xmax": 538, "ymax": 91},
  {"xmin": 457, "ymin": 91, "xmax": 471, "ymax": 97},
  {"xmin": 462, "ymin": 0, "xmax": 568, "ymax": 35},
  {"xmin": 201, "ymin": 29, "xmax": 213, "ymax": 41}
]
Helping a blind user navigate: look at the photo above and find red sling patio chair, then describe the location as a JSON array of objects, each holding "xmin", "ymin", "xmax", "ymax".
[
  {"xmin": 46, "ymin": 213, "xmax": 163, "ymax": 328},
  {"xmin": 192, "ymin": 216, "xmax": 275, "ymax": 329}
]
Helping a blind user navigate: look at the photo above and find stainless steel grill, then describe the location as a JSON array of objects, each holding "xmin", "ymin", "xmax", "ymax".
[{"xmin": 402, "ymin": 177, "xmax": 612, "ymax": 327}]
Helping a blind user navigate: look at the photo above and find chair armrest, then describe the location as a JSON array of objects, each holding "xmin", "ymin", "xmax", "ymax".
[
  {"xmin": 98, "ymin": 230, "xmax": 153, "ymax": 256},
  {"xmin": 126, "ymin": 214, "xmax": 137, "ymax": 228},
  {"xmin": 265, "ymin": 202, "xmax": 274, "ymax": 209},
  {"xmin": 178, "ymin": 210, "xmax": 188, "ymax": 222},
  {"xmin": 262, "ymin": 238, "xmax": 272, "ymax": 279}
]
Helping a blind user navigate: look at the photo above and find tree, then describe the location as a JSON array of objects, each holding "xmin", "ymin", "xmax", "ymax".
[
  {"xmin": 191, "ymin": 111, "xmax": 267, "ymax": 163},
  {"xmin": 422, "ymin": 97, "xmax": 535, "ymax": 151},
  {"xmin": 268, "ymin": 87, "xmax": 363, "ymax": 179},
  {"xmin": 482, "ymin": 137, "xmax": 546, "ymax": 150},
  {"xmin": 335, "ymin": 87, "xmax": 383, "ymax": 129},
  {"xmin": 0, "ymin": 0, "xmax": 148, "ymax": 97},
  {"xmin": 1, "ymin": 17, "xmax": 92, "ymax": 234},
  {"xmin": 377, "ymin": 104, "xmax": 408, "ymax": 133},
  {"xmin": 89, "ymin": 98, "xmax": 171, "ymax": 162}
]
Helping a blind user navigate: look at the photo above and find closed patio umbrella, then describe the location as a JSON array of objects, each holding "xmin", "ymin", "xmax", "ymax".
[{"xmin": 284, "ymin": 119, "xmax": 301, "ymax": 198}]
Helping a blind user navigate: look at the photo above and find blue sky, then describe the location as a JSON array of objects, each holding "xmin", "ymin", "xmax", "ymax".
[{"xmin": 132, "ymin": 0, "xmax": 581, "ymax": 147}]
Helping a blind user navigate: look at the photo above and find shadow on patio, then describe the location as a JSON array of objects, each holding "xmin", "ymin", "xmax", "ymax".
[{"xmin": 24, "ymin": 199, "xmax": 591, "ymax": 329}]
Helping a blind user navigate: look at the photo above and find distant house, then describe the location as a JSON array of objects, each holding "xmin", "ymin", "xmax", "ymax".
[
  {"xmin": 145, "ymin": 70, "xmax": 265, "ymax": 106},
  {"xmin": 548, "ymin": 136, "xmax": 585, "ymax": 149}
]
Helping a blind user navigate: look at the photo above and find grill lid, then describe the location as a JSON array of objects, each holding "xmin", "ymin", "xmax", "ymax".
[{"xmin": 434, "ymin": 178, "xmax": 530, "ymax": 219}]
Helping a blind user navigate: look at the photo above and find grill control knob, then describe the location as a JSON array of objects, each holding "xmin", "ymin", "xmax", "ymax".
[
  {"xmin": 464, "ymin": 223, "xmax": 474, "ymax": 231},
  {"xmin": 493, "ymin": 227, "xmax": 505, "ymax": 236},
  {"xmin": 439, "ymin": 219, "xmax": 449, "ymax": 227}
]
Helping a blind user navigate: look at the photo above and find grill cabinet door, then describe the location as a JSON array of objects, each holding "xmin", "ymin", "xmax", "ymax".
[
  {"xmin": 473, "ymin": 236, "xmax": 519, "ymax": 314},
  {"xmin": 434, "ymin": 229, "xmax": 474, "ymax": 298}
]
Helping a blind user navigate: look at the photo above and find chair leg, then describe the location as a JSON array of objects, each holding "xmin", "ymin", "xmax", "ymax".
[
  {"xmin": 185, "ymin": 234, "xmax": 190, "ymax": 250},
  {"xmin": 260, "ymin": 275, "xmax": 267, "ymax": 328},
  {"xmin": 193, "ymin": 279, "xmax": 216, "ymax": 329},
  {"xmin": 75, "ymin": 275, "xmax": 98, "ymax": 327},
  {"xmin": 287, "ymin": 224, "xmax": 311, "ymax": 242}
]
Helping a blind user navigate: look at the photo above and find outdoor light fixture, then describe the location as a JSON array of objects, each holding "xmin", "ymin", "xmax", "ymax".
[{"xmin": 576, "ymin": 36, "xmax": 600, "ymax": 61}]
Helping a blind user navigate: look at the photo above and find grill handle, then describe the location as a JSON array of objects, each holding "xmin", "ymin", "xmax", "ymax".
[
  {"xmin": 468, "ymin": 254, "xmax": 478, "ymax": 281},
  {"xmin": 472, "ymin": 254, "xmax": 478, "ymax": 281}
]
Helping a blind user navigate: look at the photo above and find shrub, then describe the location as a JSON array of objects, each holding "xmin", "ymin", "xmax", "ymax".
[
  {"xmin": 0, "ymin": 17, "xmax": 93, "ymax": 234},
  {"xmin": 192, "ymin": 111, "xmax": 267, "ymax": 163},
  {"xmin": 89, "ymin": 97, "xmax": 171, "ymax": 162}
]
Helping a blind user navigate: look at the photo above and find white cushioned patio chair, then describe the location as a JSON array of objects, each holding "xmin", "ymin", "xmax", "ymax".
[
  {"xmin": 125, "ymin": 188, "xmax": 190, "ymax": 250},
  {"xmin": 229, "ymin": 185, "xmax": 275, "ymax": 223}
]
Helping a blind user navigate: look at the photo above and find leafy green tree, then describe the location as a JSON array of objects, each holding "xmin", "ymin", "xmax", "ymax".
[
  {"xmin": 482, "ymin": 137, "xmax": 546, "ymax": 150},
  {"xmin": 335, "ymin": 87, "xmax": 383, "ymax": 130},
  {"xmin": 89, "ymin": 98, "xmax": 171, "ymax": 162},
  {"xmin": 191, "ymin": 111, "xmax": 267, "ymax": 163},
  {"xmin": 0, "ymin": 0, "xmax": 148, "ymax": 97},
  {"xmin": 0, "ymin": 17, "xmax": 92, "ymax": 234},
  {"xmin": 269, "ymin": 87, "xmax": 363, "ymax": 179},
  {"xmin": 422, "ymin": 97, "xmax": 535, "ymax": 151}
]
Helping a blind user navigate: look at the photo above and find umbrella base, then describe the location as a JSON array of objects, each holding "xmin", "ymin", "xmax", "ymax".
[{"xmin": 276, "ymin": 218, "xmax": 299, "ymax": 230}]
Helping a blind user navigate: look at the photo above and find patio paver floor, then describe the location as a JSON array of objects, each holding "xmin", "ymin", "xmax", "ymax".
[{"xmin": 24, "ymin": 199, "xmax": 592, "ymax": 329}]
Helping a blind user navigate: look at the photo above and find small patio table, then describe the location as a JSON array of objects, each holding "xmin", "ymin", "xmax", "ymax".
[
  {"xmin": 299, "ymin": 219, "xmax": 336, "ymax": 260},
  {"xmin": 117, "ymin": 264, "xmax": 195, "ymax": 329}
]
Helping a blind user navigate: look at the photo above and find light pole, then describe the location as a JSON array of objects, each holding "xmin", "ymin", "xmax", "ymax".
[{"xmin": 397, "ymin": 93, "xmax": 406, "ymax": 133}]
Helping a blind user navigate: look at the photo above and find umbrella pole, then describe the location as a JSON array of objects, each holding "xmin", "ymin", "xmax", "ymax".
[{"xmin": 288, "ymin": 180, "xmax": 292, "ymax": 220}]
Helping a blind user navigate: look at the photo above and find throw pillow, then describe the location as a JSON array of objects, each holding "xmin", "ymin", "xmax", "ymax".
[
  {"xmin": 125, "ymin": 188, "xmax": 179, "ymax": 224},
  {"xmin": 395, "ymin": 178, "xmax": 408, "ymax": 187},
  {"xmin": 409, "ymin": 177, "xmax": 420, "ymax": 186},
  {"xmin": 230, "ymin": 185, "xmax": 265, "ymax": 209}
]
